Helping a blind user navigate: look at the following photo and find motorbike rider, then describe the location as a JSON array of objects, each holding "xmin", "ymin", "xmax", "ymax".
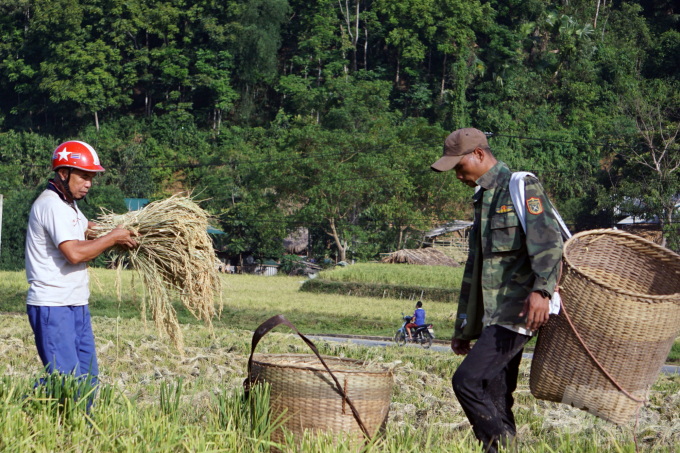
[{"xmin": 406, "ymin": 301, "xmax": 426, "ymax": 341}]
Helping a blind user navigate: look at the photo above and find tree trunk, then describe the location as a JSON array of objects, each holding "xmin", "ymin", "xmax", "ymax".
[
  {"xmin": 353, "ymin": 0, "xmax": 359, "ymax": 72},
  {"xmin": 328, "ymin": 218, "xmax": 347, "ymax": 262},
  {"xmin": 440, "ymin": 54, "xmax": 448, "ymax": 101},
  {"xmin": 94, "ymin": 111, "xmax": 99, "ymax": 132},
  {"xmin": 396, "ymin": 57, "xmax": 400, "ymax": 84},
  {"xmin": 217, "ymin": 108, "xmax": 222, "ymax": 133},
  {"xmin": 594, "ymin": 0, "xmax": 601, "ymax": 28},
  {"xmin": 363, "ymin": 26, "xmax": 368, "ymax": 69},
  {"xmin": 397, "ymin": 225, "xmax": 408, "ymax": 250}
]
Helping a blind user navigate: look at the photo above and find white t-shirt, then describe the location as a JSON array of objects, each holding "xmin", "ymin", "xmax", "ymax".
[{"xmin": 25, "ymin": 190, "xmax": 90, "ymax": 306}]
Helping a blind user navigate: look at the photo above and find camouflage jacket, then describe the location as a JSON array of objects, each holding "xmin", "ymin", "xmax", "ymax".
[{"xmin": 454, "ymin": 162, "xmax": 563, "ymax": 340}]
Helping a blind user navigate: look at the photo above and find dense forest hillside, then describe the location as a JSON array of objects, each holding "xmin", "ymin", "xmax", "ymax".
[{"xmin": 0, "ymin": 0, "xmax": 679, "ymax": 267}]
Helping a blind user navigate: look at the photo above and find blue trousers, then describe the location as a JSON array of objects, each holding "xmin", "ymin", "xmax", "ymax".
[{"xmin": 27, "ymin": 305, "xmax": 99, "ymax": 381}]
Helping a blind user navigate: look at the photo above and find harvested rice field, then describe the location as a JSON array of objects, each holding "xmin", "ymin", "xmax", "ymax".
[
  {"xmin": 320, "ymin": 263, "xmax": 465, "ymax": 288},
  {"xmin": 2, "ymin": 268, "xmax": 680, "ymax": 451},
  {"xmin": 2, "ymin": 313, "xmax": 680, "ymax": 451}
]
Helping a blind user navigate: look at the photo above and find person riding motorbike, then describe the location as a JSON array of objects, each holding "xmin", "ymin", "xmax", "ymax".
[{"xmin": 406, "ymin": 301, "xmax": 426, "ymax": 341}]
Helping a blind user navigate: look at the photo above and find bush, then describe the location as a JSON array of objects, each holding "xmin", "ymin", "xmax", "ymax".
[
  {"xmin": 279, "ymin": 255, "xmax": 303, "ymax": 275},
  {"xmin": 0, "ymin": 187, "xmax": 43, "ymax": 270},
  {"xmin": 300, "ymin": 279, "xmax": 460, "ymax": 303}
]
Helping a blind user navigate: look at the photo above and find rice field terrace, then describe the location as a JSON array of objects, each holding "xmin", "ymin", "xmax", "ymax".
[
  {"xmin": 0, "ymin": 268, "xmax": 460, "ymax": 339},
  {"xmin": 2, "ymin": 267, "xmax": 680, "ymax": 361},
  {"xmin": 303, "ymin": 263, "xmax": 464, "ymax": 303},
  {"xmin": 2, "ymin": 310, "xmax": 680, "ymax": 452},
  {"xmin": 319, "ymin": 263, "xmax": 465, "ymax": 288}
]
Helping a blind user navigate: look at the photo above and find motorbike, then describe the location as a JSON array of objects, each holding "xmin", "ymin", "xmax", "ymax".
[{"xmin": 394, "ymin": 312, "xmax": 434, "ymax": 349}]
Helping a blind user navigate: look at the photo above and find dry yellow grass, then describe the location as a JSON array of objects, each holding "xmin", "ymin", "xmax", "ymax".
[
  {"xmin": 1, "ymin": 311, "xmax": 680, "ymax": 451},
  {"xmin": 94, "ymin": 195, "xmax": 222, "ymax": 352}
]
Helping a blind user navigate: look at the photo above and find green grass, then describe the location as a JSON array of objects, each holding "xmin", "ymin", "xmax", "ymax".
[
  {"xmin": 300, "ymin": 278, "xmax": 461, "ymax": 303},
  {"xmin": 320, "ymin": 263, "xmax": 465, "ymax": 288},
  {"xmin": 3, "ymin": 268, "xmax": 678, "ymax": 361},
  {"xmin": 667, "ymin": 340, "xmax": 680, "ymax": 364},
  {"xmin": 0, "ymin": 269, "xmax": 459, "ymax": 340},
  {"xmin": 1, "ymin": 312, "xmax": 679, "ymax": 452},
  {"xmin": 2, "ymin": 267, "xmax": 680, "ymax": 450}
]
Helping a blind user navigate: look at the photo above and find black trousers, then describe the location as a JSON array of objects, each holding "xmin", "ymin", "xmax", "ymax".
[{"xmin": 451, "ymin": 325, "xmax": 530, "ymax": 453}]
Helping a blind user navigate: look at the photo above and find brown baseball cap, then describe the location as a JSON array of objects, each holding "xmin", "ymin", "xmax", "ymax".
[{"xmin": 431, "ymin": 128, "xmax": 489, "ymax": 172}]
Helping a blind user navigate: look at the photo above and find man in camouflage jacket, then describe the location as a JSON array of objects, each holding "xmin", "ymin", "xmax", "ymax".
[{"xmin": 431, "ymin": 128, "xmax": 562, "ymax": 453}]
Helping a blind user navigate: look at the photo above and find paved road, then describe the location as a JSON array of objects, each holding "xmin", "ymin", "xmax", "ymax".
[{"xmin": 308, "ymin": 335, "xmax": 680, "ymax": 375}]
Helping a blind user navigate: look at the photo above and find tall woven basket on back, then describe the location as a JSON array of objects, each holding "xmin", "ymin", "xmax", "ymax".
[{"xmin": 530, "ymin": 229, "xmax": 680, "ymax": 424}]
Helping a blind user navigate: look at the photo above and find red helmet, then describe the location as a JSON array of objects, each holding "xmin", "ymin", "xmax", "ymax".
[{"xmin": 52, "ymin": 141, "xmax": 105, "ymax": 172}]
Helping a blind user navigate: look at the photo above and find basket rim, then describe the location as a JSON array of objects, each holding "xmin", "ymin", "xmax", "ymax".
[
  {"xmin": 251, "ymin": 353, "xmax": 393, "ymax": 375},
  {"xmin": 564, "ymin": 228, "xmax": 680, "ymax": 301}
]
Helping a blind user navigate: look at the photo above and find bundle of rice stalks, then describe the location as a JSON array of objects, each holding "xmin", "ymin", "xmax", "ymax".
[{"xmin": 94, "ymin": 194, "xmax": 223, "ymax": 352}]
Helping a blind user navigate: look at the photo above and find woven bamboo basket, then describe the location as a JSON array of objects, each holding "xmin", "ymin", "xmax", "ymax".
[
  {"xmin": 251, "ymin": 353, "xmax": 393, "ymax": 447},
  {"xmin": 530, "ymin": 229, "xmax": 680, "ymax": 424},
  {"xmin": 244, "ymin": 315, "xmax": 393, "ymax": 450}
]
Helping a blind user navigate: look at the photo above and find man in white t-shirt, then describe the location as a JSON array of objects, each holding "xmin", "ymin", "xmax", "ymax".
[{"xmin": 26, "ymin": 140, "xmax": 137, "ymax": 384}]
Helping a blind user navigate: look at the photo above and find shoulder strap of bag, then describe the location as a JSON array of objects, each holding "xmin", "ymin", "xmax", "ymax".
[
  {"xmin": 243, "ymin": 314, "xmax": 370, "ymax": 440},
  {"xmin": 509, "ymin": 172, "xmax": 572, "ymax": 240},
  {"xmin": 509, "ymin": 172, "xmax": 568, "ymax": 315}
]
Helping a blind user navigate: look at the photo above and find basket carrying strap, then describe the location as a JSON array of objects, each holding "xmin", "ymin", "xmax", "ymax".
[
  {"xmin": 244, "ymin": 314, "xmax": 371, "ymax": 440},
  {"xmin": 560, "ymin": 302, "xmax": 646, "ymax": 453},
  {"xmin": 560, "ymin": 304, "xmax": 646, "ymax": 405}
]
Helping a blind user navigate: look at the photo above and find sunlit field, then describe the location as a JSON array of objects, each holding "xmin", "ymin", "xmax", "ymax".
[
  {"xmin": 0, "ymin": 268, "xmax": 459, "ymax": 338},
  {"xmin": 320, "ymin": 263, "xmax": 465, "ymax": 288},
  {"xmin": 2, "ymin": 312, "xmax": 680, "ymax": 452}
]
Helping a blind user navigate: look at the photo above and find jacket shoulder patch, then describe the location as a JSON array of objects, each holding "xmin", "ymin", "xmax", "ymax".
[{"xmin": 526, "ymin": 197, "xmax": 543, "ymax": 215}]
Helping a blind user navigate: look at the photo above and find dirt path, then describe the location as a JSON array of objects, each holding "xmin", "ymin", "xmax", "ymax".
[{"xmin": 308, "ymin": 335, "xmax": 680, "ymax": 375}]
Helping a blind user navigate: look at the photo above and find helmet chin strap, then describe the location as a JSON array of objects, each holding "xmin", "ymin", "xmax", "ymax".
[{"xmin": 58, "ymin": 168, "xmax": 85, "ymax": 202}]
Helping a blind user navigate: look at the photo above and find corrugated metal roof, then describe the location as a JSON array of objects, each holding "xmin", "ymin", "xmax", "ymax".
[
  {"xmin": 124, "ymin": 198, "xmax": 149, "ymax": 211},
  {"xmin": 207, "ymin": 226, "xmax": 226, "ymax": 235}
]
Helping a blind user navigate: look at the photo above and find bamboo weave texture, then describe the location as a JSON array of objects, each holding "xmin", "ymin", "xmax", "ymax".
[
  {"xmin": 530, "ymin": 229, "xmax": 680, "ymax": 424},
  {"xmin": 251, "ymin": 353, "xmax": 393, "ymax": 448}
]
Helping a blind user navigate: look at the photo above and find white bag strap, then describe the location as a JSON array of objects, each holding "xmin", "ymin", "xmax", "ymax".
[
  {"xmin": 509, "ymin": 172, "xmax": 568, "ymax": 316},
  {"xmin": 509, "ymin": 172, "xmax": 572, "ymax": 240}
]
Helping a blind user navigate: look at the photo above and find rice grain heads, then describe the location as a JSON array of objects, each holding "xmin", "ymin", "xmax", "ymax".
[{"xmin": 94, "ymin": 195, "xmax": 223, "ymax": 352}]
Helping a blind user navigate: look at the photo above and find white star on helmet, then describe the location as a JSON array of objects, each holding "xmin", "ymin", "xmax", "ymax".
[{"xmin": 57, "ymin": 148, "xmax": 71, "ymax": 161}]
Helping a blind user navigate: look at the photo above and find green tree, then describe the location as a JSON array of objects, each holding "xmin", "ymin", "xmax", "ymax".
[
  {"xmin": 0, "ymin": 187, "xmax": 42, "ymax": 270},
  {"xmin": 39, "ymin": 40, "xmax": 131, "ymax": 131},
  {"xmin": 615, "ymin": 79, "xmax": 680, "ymax": 248},
  {"xmin": 194, "ymin": 50, "xmax": 239, "ymax": 132}
]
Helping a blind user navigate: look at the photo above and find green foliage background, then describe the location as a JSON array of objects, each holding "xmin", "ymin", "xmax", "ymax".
[{"xmin": 1, "ymin": 0, "xmax": 680, "ymax": 268}]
